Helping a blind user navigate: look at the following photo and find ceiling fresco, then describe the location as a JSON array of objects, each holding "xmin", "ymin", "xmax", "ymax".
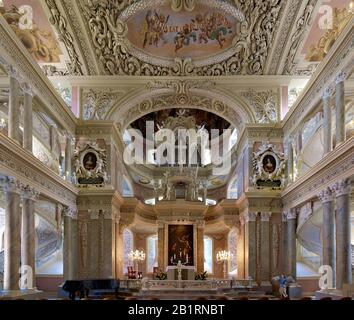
[
  {"xmin": 126, "ymin": 3, "xmax": 237, "ymax": 60},
  {"xmin": 0, "ymin": 0, "xmax": 68, "ymax": 71},
  {"xmin": 283, "ymin": 0, "xmax": 353, "ymax": 75},
  {"xmin": 302, "ymin": 0, "xmax": 352, "ymax": 62},
  {"xmin": 1, "ymin": 0, "xmax": 352, "ymax": 78}
]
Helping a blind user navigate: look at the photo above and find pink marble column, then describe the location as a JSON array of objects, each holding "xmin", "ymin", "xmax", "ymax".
[
  {"xmin": 318, "ymin": 187, "xmax": 336, "ymax": 287},
  {"xmin": 333, "ymin": 179, "xmax": 352, "ymax": 289},
  {"xmin": 1, "ymin": 177, "xmax": 22, "ymax": 291},
  {"xmin": 21, "ymin": 186, "xmax": 39, "ymax": 289},
  {"xmin": 8, "ymin": 75, "xmax": 20, "ymax": 143},
  {"xmin": 322, "ymin": 88, "xmax": 333, "ymax": 154},
  {"xmin": 22, "ymin": 84, "xmax": 34, "ymax": 152},
  {"xmin": 335, "ymin": 72, "xmax": 346, "ymax": 146}
]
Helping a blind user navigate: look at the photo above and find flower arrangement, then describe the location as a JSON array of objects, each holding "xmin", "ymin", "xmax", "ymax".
[{"xmin": 195, "ymin": 271, "xmax": 208, "ymax": 281}]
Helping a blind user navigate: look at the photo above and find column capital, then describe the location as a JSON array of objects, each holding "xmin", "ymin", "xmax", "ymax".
[
  {"xmin": 322, "ymin": 87, "xmax": 334, "ymax": 100},
  {"xmin": 63, "ymin": 205, "xmax": 78, "ymax": 219},
  {"xmin": 283, "ymin": 209, "xmax": 297, "ymax": 221},
  {"xmin": 318, "ymin": 187, "xmax": 333, "ymax": 203},
  {"xmin": 260, "ymin": 212, "xmax": 272, "ymax": 222},
  {"xmin": 64, "ymin": 131, "xmax": 75, "ymax": 144},
  {"xmin": 335, "ymin": 71, "xmax": 346, "ymax": 84},
  {"xmin": 332, "ymin": 179, "xmax": 351, "ymax": 197},
  {"xmin": 21, "ymin": 185, "xmax": 40, "ymax": 201},
  {"xmin": 0, "ymin": 176, "xmax": 23, "ymax": 194},
  {"xmin": 21, "ymin": 83, "xmax": 34, "ymax": 97},
  {"xmin": 243, "ymin": 211, "xmax": 257, "ymax": 223}
]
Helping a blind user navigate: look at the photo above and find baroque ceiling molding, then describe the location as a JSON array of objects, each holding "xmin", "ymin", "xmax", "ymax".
[
  {"xmin": 266, "ymin": 0, "xmax": 302, "ymax": 74},
  {"xmin": 240, "ymin": 89, "xmax": 278, "ymax": 123},
  {"xmin": 82, "ymin": 89, "xmax": 122, "ymax": 120},
  {"xmin": 60, "ymin": 0, "xmax": 99, "ymax": 75},
  {"xmin": 77, "ymin": 0, "xmax": 284, "ymax": 76},
  {"xmin": 146, "ymin": 79, "xmax": 216, "ymax": 94},
  {"xmin": 282, "ymin": 0, "xmax": 318, "ymax": 75},
  {"xmin": 45, "ymin": 0, "xmax": 84, "ymax": 76}
]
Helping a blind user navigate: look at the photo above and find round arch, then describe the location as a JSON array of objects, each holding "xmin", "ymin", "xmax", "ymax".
[{"xmin": 106, "ymin": 88, "xmax": 256, "ymax": 131}]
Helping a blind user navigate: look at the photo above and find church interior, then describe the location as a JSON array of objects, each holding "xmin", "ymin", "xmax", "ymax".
[{"xmin": 0, "ymin": 0, "xmax": 353, "ymax": 301}]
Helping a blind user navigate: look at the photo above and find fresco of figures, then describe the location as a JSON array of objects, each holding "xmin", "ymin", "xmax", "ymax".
[
  {"xmin": 0, "ymin": 0, "xmax": 62, "ymax": 63},
  {"xmin": 126, "ymin": 3, "xmax": 236, "ymax": 59}
]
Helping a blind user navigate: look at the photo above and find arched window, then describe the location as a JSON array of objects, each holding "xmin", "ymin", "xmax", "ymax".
[
  {"xmin": 146, "ymin": 235, "xmax": 158, "ymax": 273},
  {"xmin": 204, "ymin": 235, "xmax": 213, "ymax": 274},
  {"xmin": 228, "ymin": 228, "xmax": 238, "ymax": 276},
  {"xmin": 123, "ymin": 228, "xmax": 134, "ymax": 274},
  {"xmin": 227, "ymin": 177, "xmax": 238, "ymax": 199},
  {"xmin": 122, "ymin": 177, "xmax": 134, "ymax": 197}
]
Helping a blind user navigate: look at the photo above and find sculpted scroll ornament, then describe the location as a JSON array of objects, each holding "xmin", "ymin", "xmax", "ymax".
[
  {"xmin": 83, "ymin": 89, "xmax": 121, "ymax": 120},
  {"xmin": 252, "ymin": 143, "xmax": 285, "ymax": 189},
  {"xmin": 45, "ymin": 0, "xmax": 83, "ymax": 75},
  {"xmin": 283, "ymin": 0, "xmax": 317, "ymax": 75},
  {"xmin": 241, "ymin": 90, "xmax": 278, "ymax": 123},
  {"xmin": 81, "ymin": 0, "xmax": 283, "ymax": 76}
]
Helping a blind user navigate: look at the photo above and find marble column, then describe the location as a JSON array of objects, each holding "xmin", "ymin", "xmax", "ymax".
[
  {"xmin": 157, "ymin": 221, "xmax": 165, "ymax": 270},
  {"xmin": 8, "ymin": 75, "xmax": 20, "ymax": 143},
  {"xmin": 287, "ymin": 140, "xmax": 294, "ymax": 183},
  {"xmin": 286, "ymin": 210, "xmax": 297, "ymax": 278},
  {"xmin": 64, "ymin": 135, "xmax": 72, "ymax": 181},
  {"xmin": 63, "ymin": 207, "xmax": 78, "ymax": 280},
  {"xmin": 333, "ymin": 179, "xmax": 352, "ymax": 289},
  {"xmin": 260, "ymin": 212, "xmax": 271, "ymax": 282},
  {"xmin": 196, "ymin": 221, "xmax": 205, "ymax": 273},
  {"xmin": 318, "ymin": 187, "xmax": 336, "ymax": 287},
  {"xmin": 237, "ymin": 216, "xmax": 246, "ymax": 278},
  {"xmin": 244, "ymin": 211, "xmax": 257, "ymax": 280},
  {"xmin": 322, "ymin": 88, "xmax": 333, "ymax": 154},
  {"xmin": 21, "ymin": 186, "xmax": 38, "ymax": 289},
  {"xmin": 116, "ymin": 222, "xmax": 125, "ymax": 279},
  {"xmin": 335, "ymin": 72, "xmax": 346, "ymax": 146},
  {"xmin": 22, "ymin": 84, "xmax": 33, "ymax": 152},
  {"xmin": 2, "ymin": 178, "xmax": 22, "ymax": 291},
  {"xmin": 282, "ymin": 212, "xmax": 288, "ymax": 274}
]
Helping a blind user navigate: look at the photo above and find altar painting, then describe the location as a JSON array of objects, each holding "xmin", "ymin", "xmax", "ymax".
[{"xmin": 168, "ymin": 224, "xmax": 194, "ymax": 266}]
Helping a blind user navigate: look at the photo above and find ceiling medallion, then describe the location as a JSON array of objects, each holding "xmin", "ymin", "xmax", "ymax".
[{"xmin": 81, "ymin": 0, "xmax": 283, "ymax": 75}]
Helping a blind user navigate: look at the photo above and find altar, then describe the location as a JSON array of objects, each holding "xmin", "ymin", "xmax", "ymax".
[{"xmin": 166, "ymin": 265, "xmax": 196, "ymax": 281}]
